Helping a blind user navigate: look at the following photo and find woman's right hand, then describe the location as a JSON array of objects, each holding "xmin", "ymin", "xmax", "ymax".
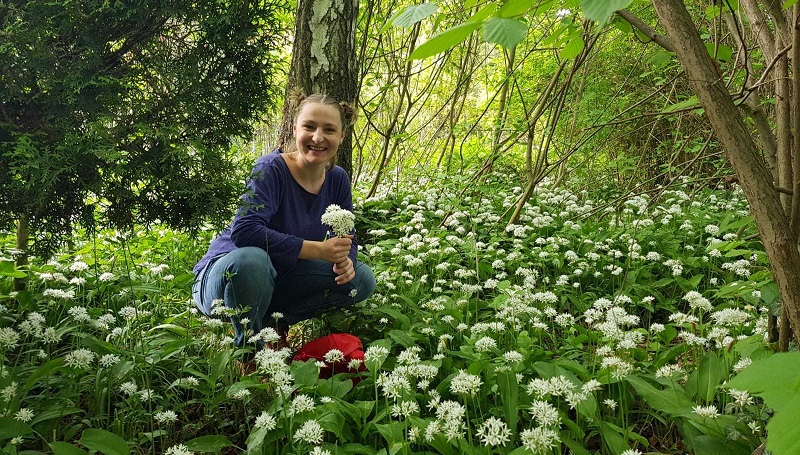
[{"xmin": 319, "ymin": 235, "xmax": 353, "ymax": 264}]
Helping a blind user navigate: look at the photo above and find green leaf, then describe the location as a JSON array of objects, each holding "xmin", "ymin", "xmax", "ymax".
[
  {"xmin": 466, "ymin": 4, "xmax": 498, "ymax": 24},
  {"xmin": 375, "ymin": 422, "xmax": 404, "ymax": 446},
  {"xmin": 560, "ymin": 33, "xmax": 585, "ymax": 59},
  {"xmin": 292, "ymin": 358, "xmax": 322, "ymax": 389},
  {"xmin": 0, "ymin": 260, "xmax": 26, "ymax": 278},
  {"xmin": 78, "ymin": 429, "xmax": 130, "ymax": 455},
  {"xmin": 49, "ymin": 442, "xmax": 89, "ymax": 455},
  {"xmin": 497, "ymin": 371, "xmax": 519, "ymax": 432},
  {"xmin": 185, "ymin": 435, "xmax": 236, "ymax": 453},
  {"xmin": 410, "ymin": 22, "xmax": 482, "ymax": 60},
  {"xmin": 580, "ymin": 0, "xmax": 633, "ymax": 25},
  {"xmin": 29, "ymin": 407, "xmax": 83, "ymax": 426},
  {"xmin": 692, "ymin": 352, "xmax": 727, "ymax": 403},
  {"xmin": 0, "ymin": 417, "xmax": 34, "ymax": 439},
  {"xmin": 664, "ymin": 95, "xmax": 699, "ymax": 113},
  {"xmin": 648, "ymin": 50, "xmax": 674, "ymax": 68},
  {"xmin": 725, "ymin": 352, "xmax": 800, "ymax": 410},
  {"xmin": 498, "ymin": 0, "xmax": 534, "ymax": 17},
  {"xmin": 626, "ymin": 375, "xmax": 693, "ymax": 416},
  {"xmin": 598, "ymin": 421, "xmax": 627, "ymax": 455},
  {"xmin": 392, "ymin": 3, "xmax": 438, "ymax": 28},
  {"xmin": 784, "ymin": 0, "xmax": 799, "ymax": 8},
  {"xmin": 766, "ymin": 394, "xmax": 800, "ymax": 455},
  {"xmin": 483, "ymin": 17, "xmax": 528, "ymax": 48}
]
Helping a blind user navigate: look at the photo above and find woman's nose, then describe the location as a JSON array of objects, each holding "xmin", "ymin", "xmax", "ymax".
[{"xmin": 312, "ymin": 129, "xmax": 323, "ymax": 142}]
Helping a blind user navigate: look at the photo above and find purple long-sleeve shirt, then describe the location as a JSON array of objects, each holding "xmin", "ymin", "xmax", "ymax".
[{"xmin": 194, "ymin": 149, "xmax": 357, "ymax": 276}]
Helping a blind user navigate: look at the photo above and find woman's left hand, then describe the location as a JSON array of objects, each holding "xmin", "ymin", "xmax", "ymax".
[{"xmin": 333, "ymin": 258, "xmax": 355, "ymax": 285}]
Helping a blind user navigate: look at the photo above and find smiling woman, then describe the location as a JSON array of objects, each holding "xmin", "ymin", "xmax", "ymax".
[{"xmin": 191, "ymin": 92, "xmax": 375, "ymax": 351}]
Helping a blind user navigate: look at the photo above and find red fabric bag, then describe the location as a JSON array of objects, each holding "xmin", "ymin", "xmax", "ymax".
[{"xmin": 292, "ymin": 333, "xmax": 366, "ymax": 380}]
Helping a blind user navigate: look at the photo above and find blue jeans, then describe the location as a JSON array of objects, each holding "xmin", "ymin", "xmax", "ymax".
[{"xmin": 192, "ymin": 247, "xmax": 376, "ymax": 347}]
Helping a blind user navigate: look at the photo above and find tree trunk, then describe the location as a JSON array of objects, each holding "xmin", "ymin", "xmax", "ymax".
[
  {"xmin": 651, "ymin": 0, "xmax": 800, "ymax": 343},
  {"xmin": 13, "ymin": 215, "xmax": 29, "ymax": 292},
  {"xmin": 278, "ymin": 0, "xmax": 359, "ymax": 177}
]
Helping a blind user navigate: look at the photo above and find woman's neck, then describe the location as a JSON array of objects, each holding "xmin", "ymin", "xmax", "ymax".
[{"xmin": 282, "ymin": 152, "xmax": 326, "ymax": 193}]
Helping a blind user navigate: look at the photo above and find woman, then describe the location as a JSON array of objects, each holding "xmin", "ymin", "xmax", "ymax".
[{"xmin": 192, "ymin": 93, "xmax": 376, "ymax": 348}]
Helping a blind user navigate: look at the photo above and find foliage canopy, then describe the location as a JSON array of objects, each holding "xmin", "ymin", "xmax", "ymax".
[{"xmin": 0, "ymin": 0, "xmax": 287, "ymax": 256}]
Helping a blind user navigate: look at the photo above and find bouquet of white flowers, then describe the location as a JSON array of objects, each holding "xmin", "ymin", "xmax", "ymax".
[{"xmin": 321, "ymin": 204, "xmax": 355, "ymax": 237}]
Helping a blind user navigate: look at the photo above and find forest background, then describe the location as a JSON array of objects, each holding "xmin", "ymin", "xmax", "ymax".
[{"xmin": 3, "ymin": 0, "xmax": 800, "ymax": 454}]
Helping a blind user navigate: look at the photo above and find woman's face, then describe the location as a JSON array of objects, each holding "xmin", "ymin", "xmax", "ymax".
[{"xmin": 293, "ymin": 102, "xmax": 344, "ymax": 168}]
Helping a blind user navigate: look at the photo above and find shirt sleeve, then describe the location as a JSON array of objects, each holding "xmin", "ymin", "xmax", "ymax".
[{"xmin": 229, "ymin": 161, "xmax": 304, "ymax": 264}]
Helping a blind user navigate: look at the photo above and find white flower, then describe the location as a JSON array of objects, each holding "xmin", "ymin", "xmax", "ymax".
[
  {"xmin": 324, "ymin": 349, "xmax": 345, "ymax": 363},
  {"xmin": 64, "ymin": 348, "xmax": 96, "ymax": 369},
  {"xmin": 503, "ymin": 350, "xmax": 524, "ymax": 363},
  {"xmin": 520, "ymin": 427, "xmax": 560, "ymax": 453},
  {"xmin": 449, "ymin": 370, "xmax": 482, "ymax": 396},
  {"xmin": 475, "ymin": 416, "xmax": 511, "ymax": 447},
  {"xmin": 154, "ymin": 410, "xmax": 178, "ymax": 424},
  {"xmin": 529, "ymin": 400, "xmax": 560, "ymax": 427},
  {"xmin": 99, "ymin": 354, "xmax": 121, "ymax": 368},
  {"xmin": 254, "ymin": 412, "xmax": 277, "ymax": 430},
  {"xmin": 321, "ymin": 204, "xmax": 355, "ymax": 237},
  {"xmin": 119, "ymin": 381, "xmax": 138, "ymax": 396},
  {"xmin": 474, "ymin": 336, "xmax": 497, "ymax": 352},
  {"xmin": 289, "ymin": 394, "xmax": 316, "ymax": 415},
  {"xmin": 390, "ymin": 400, "xmax": 420, "ymax": 418},
  {"xmin": 0, "ymin": 327, "xmax": 20, "ymax": 349},
  {"xmin": 165, "ymin": 444, "xmax": 193, "ymax": 455},
  {"xmin": 309, "ymin": 447, "xmax": 331, "ymax": 455},
  {"xmin": 293, "ymin": 419, "xmax": 324, "ymax": 445},
  {"xmin": 14, "ymin": 408, "xmax": 34, "ymax": 422},
  {"xmin": 692, "ymin": 404, "xmax": 720, "ymax": 418},
  {"xmin": 98, "ymin": 272, "xmax": 116, "ymax": 282},
  {"xmin": 621, "ymin": 450, "xmax": 642, "ymax": 455},
  {"xmin": 70, "ymin": 261, "xmax": 89, "ymax": 272}
]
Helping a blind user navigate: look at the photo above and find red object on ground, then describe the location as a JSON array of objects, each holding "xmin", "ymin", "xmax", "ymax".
[{"xmin": 293, "ymin": 333, "xmax": 367, "ymax": 380}]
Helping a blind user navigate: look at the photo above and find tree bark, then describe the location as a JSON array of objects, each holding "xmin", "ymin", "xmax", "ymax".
[
  {"xmin": 13, "ymin": 215, "xmax": 29, "ymax": 292},
  {"xmin": 278, "ymin": 0, "xmax": 359, "ymax": 177},
  {"xmin": 651, "ymin": 0, "xmax": 800, "ymax": 343}
]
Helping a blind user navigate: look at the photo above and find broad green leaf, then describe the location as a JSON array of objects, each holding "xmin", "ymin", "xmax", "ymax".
[
  {"xmin": 376, "ymin": 422, "xmax": 404, "ymax": 446},
  {"xmin": 626, "ymin": 375, "xmax": 693, "ymax": 416},
  {"xmin": 25, "ymin": 358, "xmax": 64, "ymax": 391},
  {"xmin": 498, "ymin": 0, "xmax": 534, "ymax": 17},
  {"xmin": 598, "ymin": 421, "xmax": 627, "ymax": 455},
  {"xmin": 49, "ymin": 442, "xmax": 89, "ymax": 455},
  {"xmin": 497, "ymin": 371, "xmax": 519, "ymax": 432},
  {"xmin": 560, "ymin": 34, "xmax": 584, "ymax": 59},
  {"xmin": 690, "ymin": 435, "xmax": 736, "ymax": 455},
  {"xmin": 292, "ymin": 358, "xmax": 322, "ymax": 389},
  {"xmin": 648, "ymin": 50, "xmax": 674, "ymax": 68},
  {"xmin": 149, "ymin": 323, "xmax": 188, "ymax": 337},
  {"xmin": 0, "ymin": 260, "xmax": 26, "ymax": 278},
  {"xmin": 410, "ymin": 22, "xmax": 482, "ymax": 60},
  {"xmin": 725, "ymin": 352, "xmax": 800, "ymax": 409},
  {"xmin": 466, "ymin": 4, "xmax": 499, "ymax": 24},
  {"xmin": 483, "ymin": 17, "xmax": 528, "ymax": 48},
  {"xmin": 392, "ymin": 3, "xmax": 438, "ymax": 28},
  {"xmin": 705, "ymin": 42, "xmax": 733, "ymax": 62},
  {"xmin": 29, "ymin": 406, "xmax": 83, "ymax": 425},
  {"xmin": 664, "ymin": 95, "xmax": 699, "ymax": 113},
  {"xmin": 693, "ymin": 352, "xmax": 727, "ymax": 403},
  {"xmin": 78, "ymin": 429, "xmax": 130, "ymax": 455},
  {"xmin": 784, "ymin": 0, "xmax": 799, "ymax": 8},
  {"xmin": 580, "ymin": 0, "xmax": 633, "ymax": 25},
  {"xmin": 208, "ymin": 350, "xmax": 231, "ymax": 384},
  {"xmin": 0, "ymin": 417, "xmax": 34, "ymax": 439},
  {"xmin": 766, "ymin": 394, "xmax": 800, "ymax": 455},
  {"xmin": 185, "ymin": 435, "xmax": 236, "ymax": 453}
]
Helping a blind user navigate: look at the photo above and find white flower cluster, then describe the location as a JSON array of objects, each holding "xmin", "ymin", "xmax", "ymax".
[{"xmin": 321, "ymin": 204, "xmax": 355, "ymax": 237}]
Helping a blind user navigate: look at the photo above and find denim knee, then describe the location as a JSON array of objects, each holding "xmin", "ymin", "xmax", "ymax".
[
  {"xmin": 353, "ymin": 262, "xmax": 376, "ymax": 303},
  {"xmin": 223, "ymin": 247, "xmax": 272, "ymax": 279}
]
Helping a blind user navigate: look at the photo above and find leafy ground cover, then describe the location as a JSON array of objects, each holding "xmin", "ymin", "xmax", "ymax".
[{"xmin": 0, "ymin": 175, "xmax": 784, "ymax": 455}]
